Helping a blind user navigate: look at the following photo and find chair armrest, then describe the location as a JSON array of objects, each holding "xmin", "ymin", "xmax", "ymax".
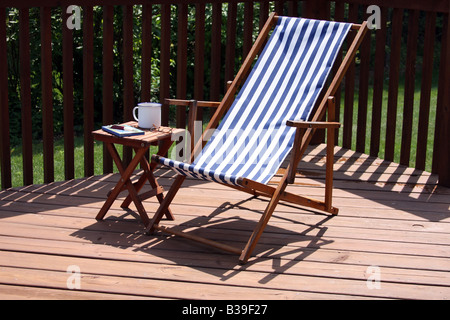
[
  {"xmin": 164, "ymin": 98, "xmax": 220, "ymax": 108},
  {"xmin": 164, "ymin": 99, "xmax": 220, "ymax": 157},
  {"xmin": 286, "ymin": 120, "xmax": 341, "ymax": 129}
]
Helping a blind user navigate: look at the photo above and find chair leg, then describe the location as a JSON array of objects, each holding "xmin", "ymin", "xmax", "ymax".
[
  {"xmin": 325, "ymin": 127, "xmax": 337, "ymax": 214},
  {"xmin": 146, "ymin": 174, "xmax": 186, "ymax": 234},
  {"xmin": 325, "ymin": 96, "xmax": 337, "ymax": 214},
  {"xmin": 239, "ymin": 178, "xmax": 288, "ymax": 264}
]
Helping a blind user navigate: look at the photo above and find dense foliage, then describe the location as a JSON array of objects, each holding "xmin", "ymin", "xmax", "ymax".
[
  {"xmin": 5, "ymin": 4, "xmax": 263, "ymax": 146},
  {"xmin": 5, "ymin": 3, "xmax": 443, "ymax": 148}
]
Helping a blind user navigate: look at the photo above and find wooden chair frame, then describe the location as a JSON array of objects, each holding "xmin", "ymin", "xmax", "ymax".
[{"xmin": 147, "ymin": 13, "xmax": 368, "ymax": 264}]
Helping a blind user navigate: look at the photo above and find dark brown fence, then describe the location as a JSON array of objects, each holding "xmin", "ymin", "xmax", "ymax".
[{"xmin": 0, "ymin": 0, "xmax": 449, "ymax": 189}]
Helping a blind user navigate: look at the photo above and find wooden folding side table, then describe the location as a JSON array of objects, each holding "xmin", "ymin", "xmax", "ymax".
[{"xmin": 92, "ymin": 121, "xmax": 183, "ymax": 227}]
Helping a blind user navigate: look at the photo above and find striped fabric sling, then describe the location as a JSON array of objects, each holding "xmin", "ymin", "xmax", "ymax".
[{"xmin": 156, "ymin": 17, "xmax": 351, "ymax": 186}]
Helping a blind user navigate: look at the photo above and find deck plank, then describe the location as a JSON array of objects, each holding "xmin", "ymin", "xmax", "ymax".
[{"xmin": 0, "ymin": 144, "xmax": 449, "ymax": 300}]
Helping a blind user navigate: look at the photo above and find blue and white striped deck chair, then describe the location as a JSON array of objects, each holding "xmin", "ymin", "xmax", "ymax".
[{"xmin": 148, "ymin": 14, "xmax": 368, "ymax": 263}]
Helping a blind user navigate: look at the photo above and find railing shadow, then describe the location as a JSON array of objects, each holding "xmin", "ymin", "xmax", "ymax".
[
  {"xmin": 291, "ymin": 145, "xmax": 449, "ymax": 222},
  {"xmin": 0, "ymin": 143, "xmax": 448, "ymax": 283}
]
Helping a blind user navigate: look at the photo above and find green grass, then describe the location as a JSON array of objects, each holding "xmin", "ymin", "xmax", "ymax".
[
  {"xmin": 10, "ymin": 136, "xmax": 163, "ymax": 188},
  {"xmin": 337, "ymin": 82, "xmax": 437, "ymax": 172},
  {"xmin": 9, "ymin": 82, "xmax": 437, "ymax": 188}
]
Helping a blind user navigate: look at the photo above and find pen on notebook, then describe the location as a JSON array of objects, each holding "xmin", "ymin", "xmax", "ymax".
[{"xmin": 111, "ymin": 125, "xmax": 134, "ymax": 131}]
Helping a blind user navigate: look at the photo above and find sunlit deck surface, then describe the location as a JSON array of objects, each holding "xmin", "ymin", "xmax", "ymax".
[{"xmin": 0, "ymin": 144, "xmax": 449, "ymax": 300}]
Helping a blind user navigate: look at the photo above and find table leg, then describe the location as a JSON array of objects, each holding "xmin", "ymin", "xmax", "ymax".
[
  {"xmin": 95, "ymin": 143, "xmax": 151, "ymax": 226},
  {"xmin": 120, "ymin": 172, "xmax": 147, "ymax": 208},
  {"xmin": 120, "ymin": 137, "xmax": 175, "ymax": 220}
]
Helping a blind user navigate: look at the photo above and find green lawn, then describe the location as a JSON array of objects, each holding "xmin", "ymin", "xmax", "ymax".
[
  {"xmin": 11, "ymin": 136, "xmax": 101, "ymax": 187},
  {"xmin": 9, "ymin": 82, "xmax": 437, "ymax": 188},
  {"xmin": 10, "ymin": 136, "xmax": 164, "ymax": 188},
  {"xmin": 337, "ymin": 82, "xmax": 437, "ymax": 171}
]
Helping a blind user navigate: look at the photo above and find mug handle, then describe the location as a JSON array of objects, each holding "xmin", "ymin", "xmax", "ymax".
[{"xmin": 133, "ymin": 106, "xmax": 139, "ymax": 122}]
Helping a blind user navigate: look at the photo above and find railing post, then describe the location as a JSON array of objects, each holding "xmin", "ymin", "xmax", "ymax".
[
  {"xmin": 415, "ymin": 11, "xmax": 437, "ymax": 171},
  {"xmin": 435, "ymin": 12, "xmax": 450, "ymax": 187},
  {"xmin": 209, "ymin": 2, "xmax": 222, "ymax": 102},
  {"xmin": 176, "ymin": 3, "xmax": 187, "ymax": 128},
  {"xmin": 194, "ymin": 2, "xmax": 206, "ymax": 123},
  {"xmin": 123, "ymin": 4, "xmax": 134, "ymax": 167},
  {"xmin": 83, "ymin": 5, "xmax": 94, "ymax": 177},
  {"xmin": 20, "ymin": 8, "xmax": 33, "ymax": 186},
  {"xmin": 62, "ymin": 6, "xmax": 75, "ymax": 180},
  {"xmin": 102, "ymin": 5, "xmax": 114, "ymax": 174},
  {"xmin": 160, "ymin": 3, "xmax": 171, "ymax": 126},
  {"xmin": 303, "ymin": 0, "xmax": 330, "ymax": 19},
  {"xmin": 370, "ymin": 6, "xmax": 388, "ymax": 158},
  {"xmin": 41, "ymin": 6, "xmax": 54, "ymax": 183},
  {"xmin": 225, "ymin": 2, "xmax": 237, "ymax": 89},
  {"xmin": 385, "ymin": 8, "xmax": 404, "ymax": 162},
  {"xmin": 0, "ymin": 7, "xmax": 11, "ymax": 190}
]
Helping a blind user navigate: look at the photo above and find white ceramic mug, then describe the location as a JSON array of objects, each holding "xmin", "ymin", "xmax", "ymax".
[{"xmin": 133, "ymin": 102, "xmax": 161, "ymax": 129}]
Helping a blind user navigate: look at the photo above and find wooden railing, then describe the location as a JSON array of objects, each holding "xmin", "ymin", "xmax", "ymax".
[{"xmin": 0, "ymin": 0, "xmax": 449, "ymax": 189}]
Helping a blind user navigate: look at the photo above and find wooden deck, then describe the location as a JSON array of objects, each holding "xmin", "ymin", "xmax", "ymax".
[{"xmin": 0, "ymin": 144, "xmax": 449, "ymax": 300}]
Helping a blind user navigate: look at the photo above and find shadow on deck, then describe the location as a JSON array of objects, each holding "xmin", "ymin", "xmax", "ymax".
[{"xmin": 0, "ymin": 144, "xmax": 449, "ymax": 299}]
